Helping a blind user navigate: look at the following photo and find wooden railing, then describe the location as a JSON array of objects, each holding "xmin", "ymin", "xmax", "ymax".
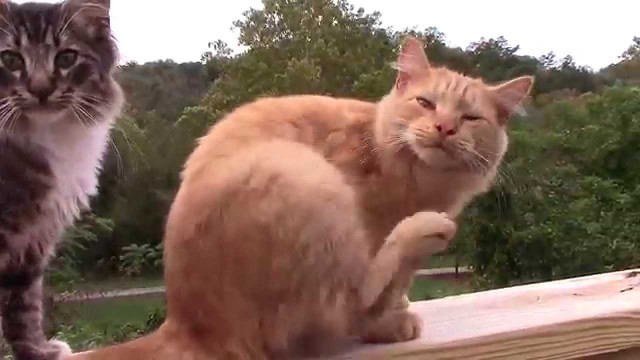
[
  {"xmin": 7, "ymin": 269, "xmax": 638, "ymax": 359},
  {"xmin": 336, "ymin": 268, "xmax": 640, "ymax": 359}
]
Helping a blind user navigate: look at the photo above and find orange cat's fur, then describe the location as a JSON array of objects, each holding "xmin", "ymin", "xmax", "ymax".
[{"xmin": 65, "ymin": 37, "xmax": 533, "ymax": 359}]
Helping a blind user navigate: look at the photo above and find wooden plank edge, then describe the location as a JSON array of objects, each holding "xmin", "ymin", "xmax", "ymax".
[{"xmin": 335, "ymin": 268, "xmax": 640, "ymax": 360}]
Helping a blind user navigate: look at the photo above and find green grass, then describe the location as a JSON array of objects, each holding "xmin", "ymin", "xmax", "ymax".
[
  {"xmin": 409, "ymin": 278, "xmax": 473, "ymax": 301},
  {"xmin": 423, "ymin": 254, "xmax": 469, "ymax": 269},
  {"xmin": 58, "ymin": 278, "xmax": 468, "ymax": 328},
  {"xmin": 60, "ymin": 278, "xmax": 471, "ymax": 327},
  {"xmin": 51, "ymin": 294, "xmax": 166, "ymax": 352},
  {"xmin": 56, "ymin": 294, "xmax": 165, "ymax": 328},
  {"xmin": 42, "ymin": 277, "xmax": 471, "ymax": 353}
]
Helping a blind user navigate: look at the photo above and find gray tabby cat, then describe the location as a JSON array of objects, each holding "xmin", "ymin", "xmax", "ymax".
[{"xmin": 0, "ymin": 0, "xmax": 122, "ymax": 359}]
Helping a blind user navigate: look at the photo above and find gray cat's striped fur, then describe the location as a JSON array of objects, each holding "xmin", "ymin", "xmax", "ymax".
[{"xmin": 0, "ymin": 0, "xmax": 123, "ymax": 359}]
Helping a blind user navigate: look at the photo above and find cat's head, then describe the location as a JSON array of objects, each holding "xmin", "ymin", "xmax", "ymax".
[
  {"xmin": 377, "ymin": 36, "xmax": 533, "ymax": 175},
  {"xmin": 0, "ymin": 0, "xmax": 122, "ymax": 131}
]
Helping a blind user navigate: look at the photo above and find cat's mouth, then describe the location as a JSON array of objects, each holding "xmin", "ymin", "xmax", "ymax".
[
  {"xmin": 21, "ymin": 102, "xmax": 70, "ymax": 124},
  {"xmin": 409, "ymin": 135, "xmax": 451, "ymax": 156},
  {"xmin": 407, "ymin": 137, "xmax": 475, "ymax": 171},
  {"xmin": 410, "ymin": 141, "xmax": 453, "ymax": 158},
  {"xmin": 22, "ymin": 101, "xmax": 67, "ymax": 112}
]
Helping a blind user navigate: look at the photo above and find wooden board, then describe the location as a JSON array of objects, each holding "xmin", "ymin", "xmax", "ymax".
[{"xmin": 335, "ymin": 268, "xmax": 640, "ymax": 359}]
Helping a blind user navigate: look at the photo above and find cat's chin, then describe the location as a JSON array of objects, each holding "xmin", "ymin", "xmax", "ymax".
[{"xmin": 410, "ymin": 145, "xmax": 467, "ymax": 171}]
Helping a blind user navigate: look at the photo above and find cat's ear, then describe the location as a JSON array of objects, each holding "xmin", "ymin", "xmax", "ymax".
[
  {"xmin": 0, "ymin": 1, "xmax": 14, "ymax": 30},
  {"xmin": 63, "ymin": 0, "xmax": 111, "ymax": 38},
  {"xmin": 394, "ymin": 36, "xmax": 430, "ymax": 93},
  {"xmin": 0, "ymin": 0, "xmax": 10, "ymax": 13},
  {"xmin": 490, "ymin": 75, "xmax": 535, "ymax": 123}
]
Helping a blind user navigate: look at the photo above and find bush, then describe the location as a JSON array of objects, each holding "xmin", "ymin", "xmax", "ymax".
[
  {"xmin": 467, "ymin": 86, "xmax": 640, "ymax": 287},
  {"xmin": 118, "ymin": 243, "xmax": 164, "ymax": 277}
]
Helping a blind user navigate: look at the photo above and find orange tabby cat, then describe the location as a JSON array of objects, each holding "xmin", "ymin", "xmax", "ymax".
[{"xmin": 65, "ymin": 36, "xmax": 533, "ymax": 359}]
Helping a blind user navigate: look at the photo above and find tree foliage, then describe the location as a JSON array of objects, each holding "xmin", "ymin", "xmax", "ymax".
[{"xmin": 465, "ymin": 86, "xmax": 640, "ymax": 287}]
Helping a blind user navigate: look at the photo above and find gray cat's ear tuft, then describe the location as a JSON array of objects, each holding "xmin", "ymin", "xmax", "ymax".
[
  {"xmin": 0, "ymin": 1, "xmax": 13, "ymax": 29},
  {"xmin": 63, "ymin": 0, "xmax": 111, "ymax": 38},
  {"xmin": 67, "ymin": 0, "xmax": 110, "ymax": 10}
]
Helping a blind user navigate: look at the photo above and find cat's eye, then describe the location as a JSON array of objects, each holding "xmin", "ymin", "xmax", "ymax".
[
  {"xmin": 0, "ymin": 51, "xmax": 24, "ymax": 72},
  {"xmin": 462, "ymin": 114, "xmax": 483, "ymax": 121},
  {"xmin": 55, "ymin": 49, "xmax": 79, "ymax": 70},
  {"xmin": 416, "ymin": 97, "xmax": 436, "ymax": 110}
]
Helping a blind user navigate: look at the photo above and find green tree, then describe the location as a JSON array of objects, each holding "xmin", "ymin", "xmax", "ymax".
[
  {"xmin": 469, "ymin": 87, "xmax": 640, "ymax": 287},
  {"xmin": 601, "ymin": 37, "xmax": 640, "ymax": 85},
  {"xmin": 117, "ymin": 60, "xmax": 211, "ymax": 120}
]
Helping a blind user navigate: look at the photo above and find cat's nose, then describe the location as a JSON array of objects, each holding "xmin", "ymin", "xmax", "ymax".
[
  {"xmin": 27, "ymin": 76, "xmax": 55, "ymax": 103},
  {"xmin": 435, "ymin": 122, "xmax": 457, "ymax": 137}
]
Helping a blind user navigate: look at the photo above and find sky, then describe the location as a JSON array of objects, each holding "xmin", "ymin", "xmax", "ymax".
[{"xmin": 15, "ymin": 0, "xmax": 640, "ymax": 70}]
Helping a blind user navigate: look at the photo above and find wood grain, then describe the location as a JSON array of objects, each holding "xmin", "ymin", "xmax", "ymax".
[{"xmin": 335, "ymin": 269, "xmax": 640, "ymax": 359}]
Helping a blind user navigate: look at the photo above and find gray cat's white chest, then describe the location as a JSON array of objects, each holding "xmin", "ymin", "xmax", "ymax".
[{"xmin": 32, "ymin": 121, "xmax": 112, "ymax": 225}]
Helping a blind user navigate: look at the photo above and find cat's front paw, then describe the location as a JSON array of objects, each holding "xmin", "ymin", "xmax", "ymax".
[
  {"xmin": 45, "ymin": 340, "xmax": 73, "ymax": 359},
  {"xmin": 392, "ymin": 294, "xmax": 411, "ymax": 310},
  {"xmin": 391, "ymin": 211, "xmax": 457, "ymax": 258},
  {"xmin": 361, "ymin": 310, "xmax": 422, "ymax": 344},
  {"xmin": 12, "ymin": 340, "xmax": 73, "ymax": 360}
]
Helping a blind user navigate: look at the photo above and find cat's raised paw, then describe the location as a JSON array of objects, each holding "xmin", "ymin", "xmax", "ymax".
[{"xmin": 391, "ymin": 211, "xmax": 457, "ymax": 257}]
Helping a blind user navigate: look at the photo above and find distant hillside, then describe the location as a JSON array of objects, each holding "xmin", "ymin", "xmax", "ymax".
[{"xmin": 116, "ymin": 60, "xmax": 212, "ymax": 121}]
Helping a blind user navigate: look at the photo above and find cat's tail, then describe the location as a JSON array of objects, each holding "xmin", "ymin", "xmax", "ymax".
[{"xmin": 63, "ymin": 320, "xmax": 208, "ymax": 360}]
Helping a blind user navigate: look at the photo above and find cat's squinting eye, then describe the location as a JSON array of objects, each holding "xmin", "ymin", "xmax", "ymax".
[
  {"xmin": 462, "ymin": 114, "xmax": 483, "ymax": 121},
  {"xmin": 55, "ymin": 49, "xmax": 79, "ymax": 70},
  {"xmin": 0, "ymin": 51, "xmax": 24, "ymax": 72},
  {"xmin": 416, "ymin": 97, "xmax": 436, "ymax": 110}
]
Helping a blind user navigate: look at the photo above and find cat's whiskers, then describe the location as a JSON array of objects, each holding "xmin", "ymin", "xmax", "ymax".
[
  {"xmin": 107, "ymin": 136, "xmax": 124, "ymax": 179},
  {"xmin": 76, "ymin": 92, "xmax": 108, "ymax": 104},
  {"xmin": 381, "ymin": 117, "xmax": 412, "ymax": 154},
  {"xmin": 473, "ymin": 143, "xmax": 517, "ymax": 189},
  {"xmin": 69, "ymin": 104, "xmax": 87, "ymax": 130},
  {"xmin": 78, "ymin": 106, "xmax": 96, "ymax": 126},
  {"xmin": 0, "ymin": 26, "xmax": 13, "ymax": 38},
  {"xmin": 72, "ymin": 95, "xmax": 108, "ymax": 127},
  {"xmin": 465, "ymin": 144, "xmax": 516, "ymax": 220},
  {"xmin": 76, "ymin": 94, "xmax": 107, "ymax": 114},
  {"xmin": 455, "ymin": 142, "xmax": 491, "ymax": 174},
  {"xmin": 3, "ymin": 107, "xmax": 21, "ymax": 134},
  {"xmin": 384, "ymin": 132, "xmax": 410, "ymax": 154},
  {"xmin": 0, "ymin": 99, "xmax": 18, "ymax": 134},
  {"xmin": 358, "ymin": 135, "xmax": 378, "ymax": 164},
  {"xmin": 10, "ymin": 108, "xmax": 21, "ymax": 132},
  {"xmin": 0, "ymin": 8, "xmax": 18, "ymax": 37},
  {"xmin": 70, "ymin": 102, "xmax": 95, "ymax": 129}
]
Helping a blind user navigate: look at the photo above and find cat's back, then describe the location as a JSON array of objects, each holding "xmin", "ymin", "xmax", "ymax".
[
  {"xmin": 184, "ymin": 94, "xmax": 376, "ymax": 179},
  {"xmin": 222, "ymin": 94, "xmax": 374, "ymax": 133}
]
